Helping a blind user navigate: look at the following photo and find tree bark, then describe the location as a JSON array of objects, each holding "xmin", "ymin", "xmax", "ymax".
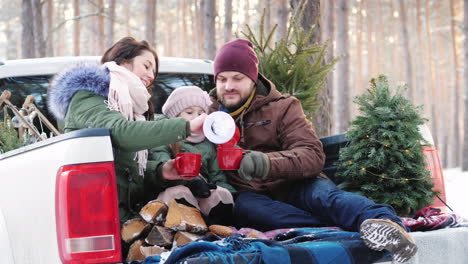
[
  {"xmin": 462, "ymin": 0, "xmax": 468, "ymax": 170},
  {"xmin": 22, "ymin": 0, "xmax": 36, "ymax": 58},
  {"xmin": 73, "ymin": 0, "xmax": 80, "ymax": 56},
  {"xmin": 32, "ymin": 0, "xmax": 46, "ymax": 57},
  {"xmin": 95, "ymin": 0, "xmax": 105, "ymax": 54},
  {"xmin": 323, "ymin": 0, "xmax": 335, "ymax": 133},
  {"xmin": 263, "ymin": 0, "xmax": 272, "ymax": 35},
  {"xmin": 46, "ymin": 0, "xmax": 54, "ymax": 57},
  {"xmin": 146, "ymin": 0, "xmax": 157, "ymax": 47},
  {"xmin": 449, "ymin": 0, "xmax": 461, "ymax": 167},
  {"xmin": 274, "ymin": 0, "xmax": 288, "ymax": 43},
  {"xmin": 398, "ymin": 0, "xmax": 413, "ymax": 100},
  {"xmin": 106, "ymin": 0, "xmax": 116, "ymax": 48},
  {"xmin": 203, "ymin": 0, "xmax": 216, "ymax": 59},
  {"xmin": 424, "ymin": 1, "xmax": 438, "ymax": 147},
  {"xmin": 335, "ymin": 0, "xmax": 350, "ymax": 133},
  {"xmin": 224, "ymin": 0, "xmax": 232, "ymax": 43}
]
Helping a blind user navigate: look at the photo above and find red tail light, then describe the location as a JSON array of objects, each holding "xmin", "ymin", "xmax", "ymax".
[{"xmin": 56, "ymin": 162, "xmax": 122, "ymax": 264}]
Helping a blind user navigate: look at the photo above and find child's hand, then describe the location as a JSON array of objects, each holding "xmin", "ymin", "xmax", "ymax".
[{"xmin": 162, "ymin": 159, "xmax": 182, "ymax": 180}]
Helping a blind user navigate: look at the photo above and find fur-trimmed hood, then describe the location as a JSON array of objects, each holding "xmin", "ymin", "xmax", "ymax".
[{"xmin": 48, "ymin": 63, "xmax": 110, "ymax": 120}]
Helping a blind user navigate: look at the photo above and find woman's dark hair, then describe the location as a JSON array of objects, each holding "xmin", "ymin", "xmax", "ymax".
[{"xmin": 101, "ymin": 36, "xmax": 159, "ymax": 120}]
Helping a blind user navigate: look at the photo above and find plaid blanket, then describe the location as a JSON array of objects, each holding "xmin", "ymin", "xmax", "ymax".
[{"xmin": 142, "ymin": 228, "xmax": 391, "ymax": 264}]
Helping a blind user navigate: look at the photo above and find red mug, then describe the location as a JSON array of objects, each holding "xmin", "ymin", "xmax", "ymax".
[
  {"xmin": 217, "ymin": 147, "xmax": 245, "ymax": 170},
  {"xmin": 175, "ymin": 153, "xmax": 202, "ymax": 178}
]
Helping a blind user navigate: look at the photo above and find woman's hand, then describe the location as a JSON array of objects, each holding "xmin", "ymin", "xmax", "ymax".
[
  {"xmin": 189, "ymin": 113, "xmax": 207, "ymax": 135},
  {"xmin": 162, "ymin": 159, "xmax": 182, "ymax": 180}
]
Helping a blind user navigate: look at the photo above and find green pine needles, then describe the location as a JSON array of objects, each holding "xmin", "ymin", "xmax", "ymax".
[
  {"xmin": 335, "ymin": 75, "xmax": 436, "ymax": 216},
  {"xmin": 240, "ymin": 14, "xmax": 337, "ymax": 117},
  {"xmin": 0, "ymin": 118, "xmax": 23, "ymax": 154}
]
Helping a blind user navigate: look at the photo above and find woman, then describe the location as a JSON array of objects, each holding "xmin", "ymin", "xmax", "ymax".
[{"xmin": 48, "ymin": 37, "xmax": 206, "ymax": 224}]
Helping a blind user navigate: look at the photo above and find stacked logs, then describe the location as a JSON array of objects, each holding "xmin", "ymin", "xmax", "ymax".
[{"xmin": 121, "ymin": 199, "xmax": 233, "ymax": 262}]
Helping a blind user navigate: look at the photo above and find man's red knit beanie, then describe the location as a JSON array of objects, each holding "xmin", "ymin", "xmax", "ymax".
[{"xmin": 214, "ymin": 39, "xmax": 259, "ymax": 83}]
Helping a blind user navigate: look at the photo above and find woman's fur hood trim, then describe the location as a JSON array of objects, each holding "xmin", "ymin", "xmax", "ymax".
[{"xmin": 48, "ymin": 63, "xmax": 110, "ymax": 120}]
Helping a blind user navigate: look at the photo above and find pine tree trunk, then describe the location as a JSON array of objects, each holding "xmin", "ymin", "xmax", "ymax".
[
  {"xmin": 449, "ymin": 0, "xmax": 461, "ymax": 167},
  {"xmin": 95, "ymin": 0, "xmax": 105, "ymax": 54},
  {"xmin": 263, "ymin": 0, "xmax": 272, "ymax": 35},
  {"xmin": 181, "ymin": 0, "xmax": 188, "ymax": 57},
  {"xmin": 323, "ymin": 0, "xmax": 334, "ymax": 134},
  {"xmin": 106, "ymin": 0, "xmax": 116, "ymax": 48},
  {"xmin": 22, "ymin": 0, "xmax": 36, "ymax": 58},
  {"xmin": 46, "ymin": 0, "xmax": 54, "ymax": 57},
  {"xmin": 274, "ymin": 0, "xmax": 288, "ymax": 43},
  {"xmin": 335, "ymin": 0, "xmax": 350, "ymax": 133},
  {"xmin": 224, "ymin": 0, "xmax": 232, "ymax": 43},
  {"xmin": 398, "ymin": 0, "xmax": 414, "ymax": 100},
  {"xmin": 203, "ymin": 0, "xmax": 216, "ymax": 59},
  {"xmin": 355, "ymin": 0, "xmax": 363, "ymax": 96},
  {"xmin": 424, "ymin": 1, "xmax": 438, "ymax": 148},
  {"xmin": 32, "ymin": 0, "xmax": 45, "ymax": 57},
  {"xmin": 124, "ymin": 0, "xmax": 131, "ymax": 36},
  {"xmin": 73, "ymin": 0, "xmax": 80, "ymax": 56},
  {"xmin": 146, "ymin": 0, "xmax": 156, "ymax": 47},
  {"xmin": 462, "ymin": 0, "xmax": 468, "ymax": 170}
]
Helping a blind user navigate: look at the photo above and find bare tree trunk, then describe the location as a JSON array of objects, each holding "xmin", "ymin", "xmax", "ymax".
[
  {"xmin": 32, "ymin": 0, "xmax": 46, "ymax": 57},
  {"xmin": 106, "ymin": 0, "xmax": 116, "ymax": 48},
  {"xmin": 264, "ymin": 0, "xmax": 272, "ymax": 34},
  {"xmin": 224, "ymin": 0, "xmax": 232, "ymax": 42},
  {"xmin": 415, "ymin": 0, "xmax": 427, "ymax": 110},
  {"xmin": 424, "ymin": 1, "xmax": 438, "ymax": 148},
  {"xmin": 46, "ymin": 0, "xmax": 54, "ymax": 57},
  {"xmin": 165, "ymin": 0, "xmax": 173, "ymax": 56},
  {"xmin": 274, "ymin": 0, "xmax": 288, "ymax": 43},
  {"xmin": 398, "ymin": 0, "xmax": 413, "ymax": 100},
  {"xmin": 449, "ymin": 0, "xmax": 461, "ymax": 167},
  {"xmin": 204, "ymin": 0, "xmax": 216, "ymax": 59},
  {"xmin": 22, "ymin": 0, "xmax": 36, "ymax": 58},
  {"xmin": 198, "ymin": 0, "xmax": 205, "ymax": 58},
  {"xmin": 244, "ymin": 0, "xmax": 250, "ymax": 31},
  {"xmin": 323, "ymin": 0, "xmax": 334, "ymax": 133},
  {"xmin": 95, "ymin": 0, "xmax": 105, "ymax": 54},
  {"xmin": 355, "ymin": 0, "xmax": 363, "ymax": 95},
  {"xmin": 366, "ymin": 0, "xmax": 374, "ymax": 82},
  {"xmin": 73, "ymin": 0, "xmax": 80, "ymax": 56},
  {"xmin": 56, "ymin": 1, "xmax": 66, "ymax": 56},
  {"xmin": 462, "ymin": 0, "xmax": 468, "ymax": 170},
  {"xmin": 146, "ymin": 0, "xmax": 156, "ymax": 46},
  {"xmin": 181, "ymin": 0, "xmax": 188, "ymax": 56},
  {"xmin": 335, "ymin": 0, "xmax": 350, "ymax": 133}
]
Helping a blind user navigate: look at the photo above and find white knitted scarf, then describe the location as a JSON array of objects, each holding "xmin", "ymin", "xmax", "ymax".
[{"xmin": 103, "ymin": 61, "xmax": 151, "ymax": 177}]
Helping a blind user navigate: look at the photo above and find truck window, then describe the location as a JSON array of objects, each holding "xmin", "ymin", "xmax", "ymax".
[{"xmin": 0, "ymin": 72, "xmax": 214, "ymax": 132}]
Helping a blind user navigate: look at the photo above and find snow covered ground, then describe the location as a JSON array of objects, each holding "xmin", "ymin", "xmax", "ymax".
[{"xmin": 443, "ymin": 168, "xmax": 468, "ymax": 219}]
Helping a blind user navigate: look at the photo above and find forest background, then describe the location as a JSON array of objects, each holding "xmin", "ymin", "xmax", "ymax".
[{"xmin": 0, "ymin": 0, "xmax": 466, "ymax": 170}]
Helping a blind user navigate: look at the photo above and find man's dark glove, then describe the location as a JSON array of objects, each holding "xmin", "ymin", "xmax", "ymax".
[
  {"xmin": 238, "ymin": 150, "xmax": 271, "ymax": 181},
  {"xmin": 186, "ymin": 176, "xmax": 217, "ymax": 198}
]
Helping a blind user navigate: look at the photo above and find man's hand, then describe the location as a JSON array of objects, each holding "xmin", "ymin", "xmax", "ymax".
[{"xmin": 238, "ymin": 150, "xmax": 271, "ymax": 181}]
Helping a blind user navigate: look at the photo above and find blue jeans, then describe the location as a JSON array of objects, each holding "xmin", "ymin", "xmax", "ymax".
[{"xmin": 233, "ymin": 177, "xmax": 404, "ymax": 232}]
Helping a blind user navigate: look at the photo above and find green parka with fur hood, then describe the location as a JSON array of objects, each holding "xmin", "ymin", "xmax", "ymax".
[{"xmin": 48, "ymin": 64, "xmax": 190, "ymax": 224}]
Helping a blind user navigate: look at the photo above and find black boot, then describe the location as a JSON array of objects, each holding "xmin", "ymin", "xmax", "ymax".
[{"xmin": 205, "ymin": 202, "xmax": 234, "ymax": 226}]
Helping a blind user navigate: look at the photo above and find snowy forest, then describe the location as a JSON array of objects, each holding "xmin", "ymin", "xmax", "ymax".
[{"xmin": 0, "ymin": 0, "xmax": 467, "ymax": 170}]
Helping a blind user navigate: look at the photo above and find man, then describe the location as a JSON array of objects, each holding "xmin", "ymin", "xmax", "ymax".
[{"xmin": 209, "ymin": 38, "xmax": 417, "ymax": 263}]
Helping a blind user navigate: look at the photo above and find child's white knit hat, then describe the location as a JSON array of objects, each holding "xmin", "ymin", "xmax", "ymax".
[{"xmin": 162, "ymin": 86, "xmax": 212, "ymax": 118}]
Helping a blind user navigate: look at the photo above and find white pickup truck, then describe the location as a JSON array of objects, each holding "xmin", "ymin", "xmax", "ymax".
[
  {"xmin": 0, "ymin": 56, "xmax": 214, "ymax": 264},
  {"xmin": 1, "ymin": 57, "xmax": 467, "ymax": 264}
]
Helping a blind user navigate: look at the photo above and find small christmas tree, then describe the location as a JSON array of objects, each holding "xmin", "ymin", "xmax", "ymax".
[
  {"xmin": 335, "ymin": 75, "xmax": 436, "ymax": 216},
  {"xmin": 0, "ymin": 118, "xmax": 23, "ymax": 154},
  {"xmin": 240, "ymin": 14, "xmax": 337, "ymax": 117}
]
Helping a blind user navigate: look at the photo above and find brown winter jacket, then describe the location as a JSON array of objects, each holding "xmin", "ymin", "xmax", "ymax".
[{"xmin": 209, "ymin": 73, "xmax": 326, "ymax": 201}]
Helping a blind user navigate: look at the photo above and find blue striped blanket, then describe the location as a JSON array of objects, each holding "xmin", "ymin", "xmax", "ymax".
[{"xmin": 141, "ymin": 228, "xmax": 391, "ymax": 264}]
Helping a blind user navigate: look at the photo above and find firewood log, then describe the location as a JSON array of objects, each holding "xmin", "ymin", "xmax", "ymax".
[
  {"xmin": 145, "ymin": 225, "xmax": 174, "ymax": 247},
  {"xmin": 139, "ymin": 200, "xmax": 168, "ymax": 224},
  {"xmin": 121, "ymin": 218, "xmax": 152, "ymax": 244},
  {"xmin": 164, "ymin": 200, "xmax": 207, "ymax": 234}
]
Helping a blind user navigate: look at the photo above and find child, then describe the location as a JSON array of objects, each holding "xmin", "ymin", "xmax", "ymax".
[{"xmin": 150, "ymin": 86, "xmax": 236, "ymax": 225}]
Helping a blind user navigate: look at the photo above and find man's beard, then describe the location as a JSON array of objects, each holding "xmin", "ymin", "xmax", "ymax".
[{"xmin": 222, "ymin": 97, "xmax": 246, "ymax": 112}]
